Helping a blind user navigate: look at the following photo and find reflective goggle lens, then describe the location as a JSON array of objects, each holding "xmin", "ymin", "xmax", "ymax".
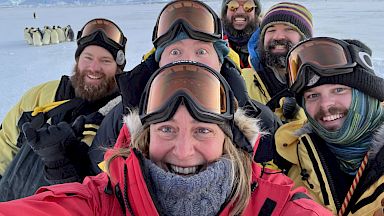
[
  {"xmin": 78, "ymin": 18, "xmax": 124, "ymax": 45},
  {"xmin": 288, "ymin": 38, "xmax": 352, "ymax": 87},
  {"xmin": 146, "ymin": 64, "xmax": 226, "ymax": 115},
  {"xmin": 227, "ymin": 0, "xmax": 256, "ymax": 13},
  {"xmin": 153, "ymin": 0, "xmax": 221, "ymax": 47}
]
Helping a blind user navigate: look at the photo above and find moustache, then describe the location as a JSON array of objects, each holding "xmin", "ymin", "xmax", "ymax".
[
  {"xmin": 314, "ymin": 106, "xmax": 348, "ymax": 121},
  {"xmin": 267, "ymin": 39, "xmax": 294, "ymax": 51}
]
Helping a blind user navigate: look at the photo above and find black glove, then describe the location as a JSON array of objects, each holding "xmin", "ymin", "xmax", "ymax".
[
  {"xmin": 282, "ymin": 97, "xmax": 300, "ymax": 120},
  {"xmin": 22, "ymin": 115, "xmax": 92, "ymax": 183},
  {"xmin": 116, "ymin": 53, "xmax": 158, "ymax": 112},
  {"xmin": 220, "ymin": 58, "xmax": 248, "ymax": 107},
  {"xmin": 22, "ymin": 121, "xmax": 79, "ymax": 164}
]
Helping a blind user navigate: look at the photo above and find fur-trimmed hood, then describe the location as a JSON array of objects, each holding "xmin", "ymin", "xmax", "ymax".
[{"xmin": 122, "ymin": 108, "xmax": 263, "ymax": 151}]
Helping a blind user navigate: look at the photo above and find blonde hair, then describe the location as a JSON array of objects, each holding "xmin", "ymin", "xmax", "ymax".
[{"xmin": 106, "ymin": 109, "xmax": 257, "ymax": 215}]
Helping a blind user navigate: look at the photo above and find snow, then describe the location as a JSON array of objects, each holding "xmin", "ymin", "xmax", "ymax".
[{"xmin": 0, "ymin": 0, "xmax": 383, "ymax": 121}]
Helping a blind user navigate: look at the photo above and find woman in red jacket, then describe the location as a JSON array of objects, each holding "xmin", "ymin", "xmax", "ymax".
[{"xmin": 0, "ymin": 61, "xmax": 331, "ymax": 216}]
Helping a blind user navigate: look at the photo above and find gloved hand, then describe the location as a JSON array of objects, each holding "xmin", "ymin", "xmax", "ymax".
[
  {"xmin": 282, "ymin": 97, "xmax": 300, "ymax": 120},
  {"xmin": 22, "ymin": 116, "xmax": 92, "ymax": 183},
  {"xmin": 220, "ymin": 58, "xmax": 248, "ymax": 107},
  {"xmin": 116, "ymin": 53, "xmax": 158, "ymax": 112},
  {"xmin": 22, "ymin": 121, "xmax": 79, "ymax": 164}
]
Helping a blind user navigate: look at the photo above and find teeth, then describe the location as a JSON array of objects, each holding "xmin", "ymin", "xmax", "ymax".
[
  {"xmin": 234, "ymin": 17, "xmax": 246, "ymax": 22},
  {"xmin": 170, "ymin": 164, "xmax": 198, "ymax": 175},
  {"xmin": 88, "ymin": 74, "xmax": 101, "ymax": 79},
  {"xmin": 323, "ymin": 113, "xmax": 344, "ymax": 122},
  {"xmin": 274, "ymin": 45, "xmax": 286, "ymax": 49}
]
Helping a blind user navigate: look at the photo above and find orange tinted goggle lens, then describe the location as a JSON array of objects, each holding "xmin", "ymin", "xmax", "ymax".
[
  {"xmin": 80, "ymin": 19, "xmax": 122, "ymax": 44},
  {"xmin": 146, "ymin": 64, "xmax": 225, "ymax": 114},
  {"xmin": 288, "ymin": 39, "xmax": 349, "ymax": 86},
  {"xmin": 156, "ymin": 0, "xmax": 216, "ymax": 39},
  {"xmin": 227, "ymin": 0, "xmax": 256, "ymax": 13}
]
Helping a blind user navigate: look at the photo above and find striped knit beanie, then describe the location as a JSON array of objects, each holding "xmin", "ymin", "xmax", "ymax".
[{"xmin": 260, "ymin": 2, "xmax": 313, "ymax": 42}]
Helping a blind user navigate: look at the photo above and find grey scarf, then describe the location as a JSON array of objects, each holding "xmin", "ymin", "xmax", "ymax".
[{"xmin": 142, "ymin": 157, "xmax": 233, "ymax": 216}]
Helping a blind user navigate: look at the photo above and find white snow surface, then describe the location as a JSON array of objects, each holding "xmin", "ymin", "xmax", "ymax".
[{"xmin": 0, "ymin": 0, "xmax": 383, "ymax": 121}]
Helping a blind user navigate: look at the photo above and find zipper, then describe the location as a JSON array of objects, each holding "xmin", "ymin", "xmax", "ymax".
[{"xmin": 301, "ymin": 136, "xmax": 341, "ymax": 208}]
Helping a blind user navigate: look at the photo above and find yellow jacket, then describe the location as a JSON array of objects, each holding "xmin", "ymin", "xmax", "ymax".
[
  {"xmin": 275, "ymin": 121, "xmax": 384, "ymax": 215},
  {"xmin": 241, "ymin": 67, "xmax": 307, "ymax": 123}
]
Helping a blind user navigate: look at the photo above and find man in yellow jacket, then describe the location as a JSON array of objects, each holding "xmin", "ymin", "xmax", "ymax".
[
  {"xmin": 0, "ymin": 18, "xmax": 126, "ymax": 201},
  {"xmin": 275, "ymin": 37, "xmax": 384, "ymax": 215},
  {"xmin": 242, "ymin": 2, "xmax": 312, "ymax": 123}
]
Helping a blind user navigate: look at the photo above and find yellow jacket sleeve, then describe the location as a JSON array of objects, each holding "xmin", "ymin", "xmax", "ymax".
[{"xmin": 0, "ymin": 80, "xmax": 60, "ymax": 175}]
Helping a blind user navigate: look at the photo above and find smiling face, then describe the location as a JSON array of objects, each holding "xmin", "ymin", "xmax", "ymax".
[
  {"xmin": 149, "ymin": 105, "xmax": 225, "ymax": 176},
  {"xmin": 224, "ymin": 0, "xmax": 257, "ymax": 31},
  {"xmin": 72, "ymin": 45, "xmax": 118, "ymax": 101},
  {"xmin": 304, "ymin": 84, "xmax": 352, "ymax": 131},
  {"xmin": 159, "ymin": 38, "xmax": 222, "ymax": 72}
]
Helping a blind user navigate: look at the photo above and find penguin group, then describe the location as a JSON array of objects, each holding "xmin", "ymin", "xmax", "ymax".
[{"xmin": 24, "ymin": 25, "xmax": 75, "ymax": 46}]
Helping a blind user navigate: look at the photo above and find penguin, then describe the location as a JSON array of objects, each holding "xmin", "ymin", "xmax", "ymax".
[
  {"xmin": 56, "ymin": 26, "xmax": 66, "ymax": 42},
  {"xmin": 65, "ymin": 25, "xmax": 74, "ymax": 42},
  {"xmin": 50, "ymin": 26, "xmax": 59, "ymax": 44},
  {"xmin": 42, "ymin": 27, "xmax": 51, "ymax": 45},
  {"xmin": 32, "ymin": 29, "xmax": 43, "ymax": 46},
  {"xmin": 24, "ymin": 27, "xmax": 33, "ymax": 45}
]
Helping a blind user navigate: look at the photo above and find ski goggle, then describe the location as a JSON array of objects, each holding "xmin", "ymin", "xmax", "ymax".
[
  {"xmin": 227, "ymin": 0, "xmax": 257, "ymax": 13},
  {"xmin": 287, "ymin": 37, "xmax": 372, "ymax": 93},
  {"xmin": 139, "ymin": 61, "xmax": 235, "ymax": 126},
  {"xmin": 77, "ymin": 18, "xmax": 127, "ymax": 49},
  {"xmin": 152, "ymin": 0, "xmax": 222, "ymax": 48}
]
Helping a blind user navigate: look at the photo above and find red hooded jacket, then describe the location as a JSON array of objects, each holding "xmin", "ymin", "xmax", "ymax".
[{"xmin": 0, "ymin": 124, "xmax": 332, "ymax": 216}]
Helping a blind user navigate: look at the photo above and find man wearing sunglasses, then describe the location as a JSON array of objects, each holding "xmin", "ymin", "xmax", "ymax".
[
  {"xmin": 221, "ymin": 0, "xmax": 262, "ymax": 69},
  {"xmin": 0, "ymin": 18, "xmax": 126, "ymax": 201},
  {"xmin": 242, "ymin": 2, "xmax": 313, "ymax": 123},
  {"xmin": 275, "ymin": 37, "xmax": 384, "ymax": 215}
]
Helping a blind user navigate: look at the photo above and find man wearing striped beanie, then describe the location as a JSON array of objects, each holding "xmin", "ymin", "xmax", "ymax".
[{"xmin": 242, "ymin": 2, "xmax": 313, "ymax": 123}]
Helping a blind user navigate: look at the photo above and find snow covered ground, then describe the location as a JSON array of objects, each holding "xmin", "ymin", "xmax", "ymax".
[{"xmin": 0, "ymin": 0, "xmax": 383, "ymax": 121}]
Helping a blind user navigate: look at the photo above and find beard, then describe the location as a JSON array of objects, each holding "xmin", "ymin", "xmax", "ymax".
[
  {"xmin": 260, "ymin": 39, "xmax": 294, "ymax": 69},
  {"xmin": 70, "ymin": 63, "xmax": 118, "ymax": 102},
  {"xmin": 222, "ymin": 15, "xmax": 258, "ymax": 38}
]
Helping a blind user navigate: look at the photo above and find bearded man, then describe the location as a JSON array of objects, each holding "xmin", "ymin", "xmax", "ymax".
[
  {"xmin": 221, "ymin": 0, "xmax": 261, "ymax": 68},
  {"xmin": 0, "ymin": 18, "xmax": 126, "ymax": 201},
  {"xmin": 242, "ymin": 2, "xmax": 313, "ymax": 123}
]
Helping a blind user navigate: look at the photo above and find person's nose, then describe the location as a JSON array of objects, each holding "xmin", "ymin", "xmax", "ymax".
[
  {"xmin": 319, "ymin": 94, "xmax": 336, "ymax": 111},
  {"xmin": 172, "ymin": 132, "xmax": 195, "ymax": 160},
  {"xmin": 272, "ymin": 29, "xmax": 286, "ymax": 40},
  {"xmin": 89, "ymin": 59, "xmax": 101, "ymax": 72}
]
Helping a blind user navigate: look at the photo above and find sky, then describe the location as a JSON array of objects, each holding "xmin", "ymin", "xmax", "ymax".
[{"xmin": 0, "ymin": 0, "xmax": 383, "ymax": 121}]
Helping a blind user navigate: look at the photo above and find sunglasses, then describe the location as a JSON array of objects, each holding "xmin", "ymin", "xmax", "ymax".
[
  {"xmin": 77, "ymin": 18, "xmax": 126, "ymax": 48},
  {"xmin": 139, "ymin": 61, "xmax": 235, "ymax": 126},
  {"xmin": 227, "ymin": 0, "xmax": 257, "ymax": 13},
  {"xmin": 152, "ymin": 0, "xmax": 222, "ymax": 48},
  {"xmin": 287, "ymin": 37, "xmax": 374, "ymax": 93}
]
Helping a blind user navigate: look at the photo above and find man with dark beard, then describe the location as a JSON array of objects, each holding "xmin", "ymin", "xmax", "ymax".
[
  {"xmin": 0, "ymin": 18, "xmax": 126, "ymax": 201},
  {"xmin": 242, "ymin": 2, "xmax": 313, "ymax": 123},
  {"xmin": 221, "ymin": 0, "xmax": 261, "ymax": 68}
]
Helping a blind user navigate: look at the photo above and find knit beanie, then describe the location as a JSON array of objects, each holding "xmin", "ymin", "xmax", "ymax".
[
  {"xmin": 221, "ymin": 0, "xmax": 262, "ymax": 18},
  {"xmin": 260, "ymin": 2, "xmax": 313, "ymax": 42},
  {"xmin": 75, "ymin": 29, "xmax": 126, "ymax": 70},
  {"xmin": 297, "ymin": 39, "xmax": 384, "ymax": 104},
  {"xmin": 154, "ymin": 31, "xmax": 229, "ymax": 63}
]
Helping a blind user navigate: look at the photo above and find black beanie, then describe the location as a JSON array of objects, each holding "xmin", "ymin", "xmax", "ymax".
[
  {"xmin": 297, "ymin": 39, "xmax": 384, "ymax": 104},
  {"xmin": 75, "ymin": 30, "xmax": 126, "ymax": 70}
]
